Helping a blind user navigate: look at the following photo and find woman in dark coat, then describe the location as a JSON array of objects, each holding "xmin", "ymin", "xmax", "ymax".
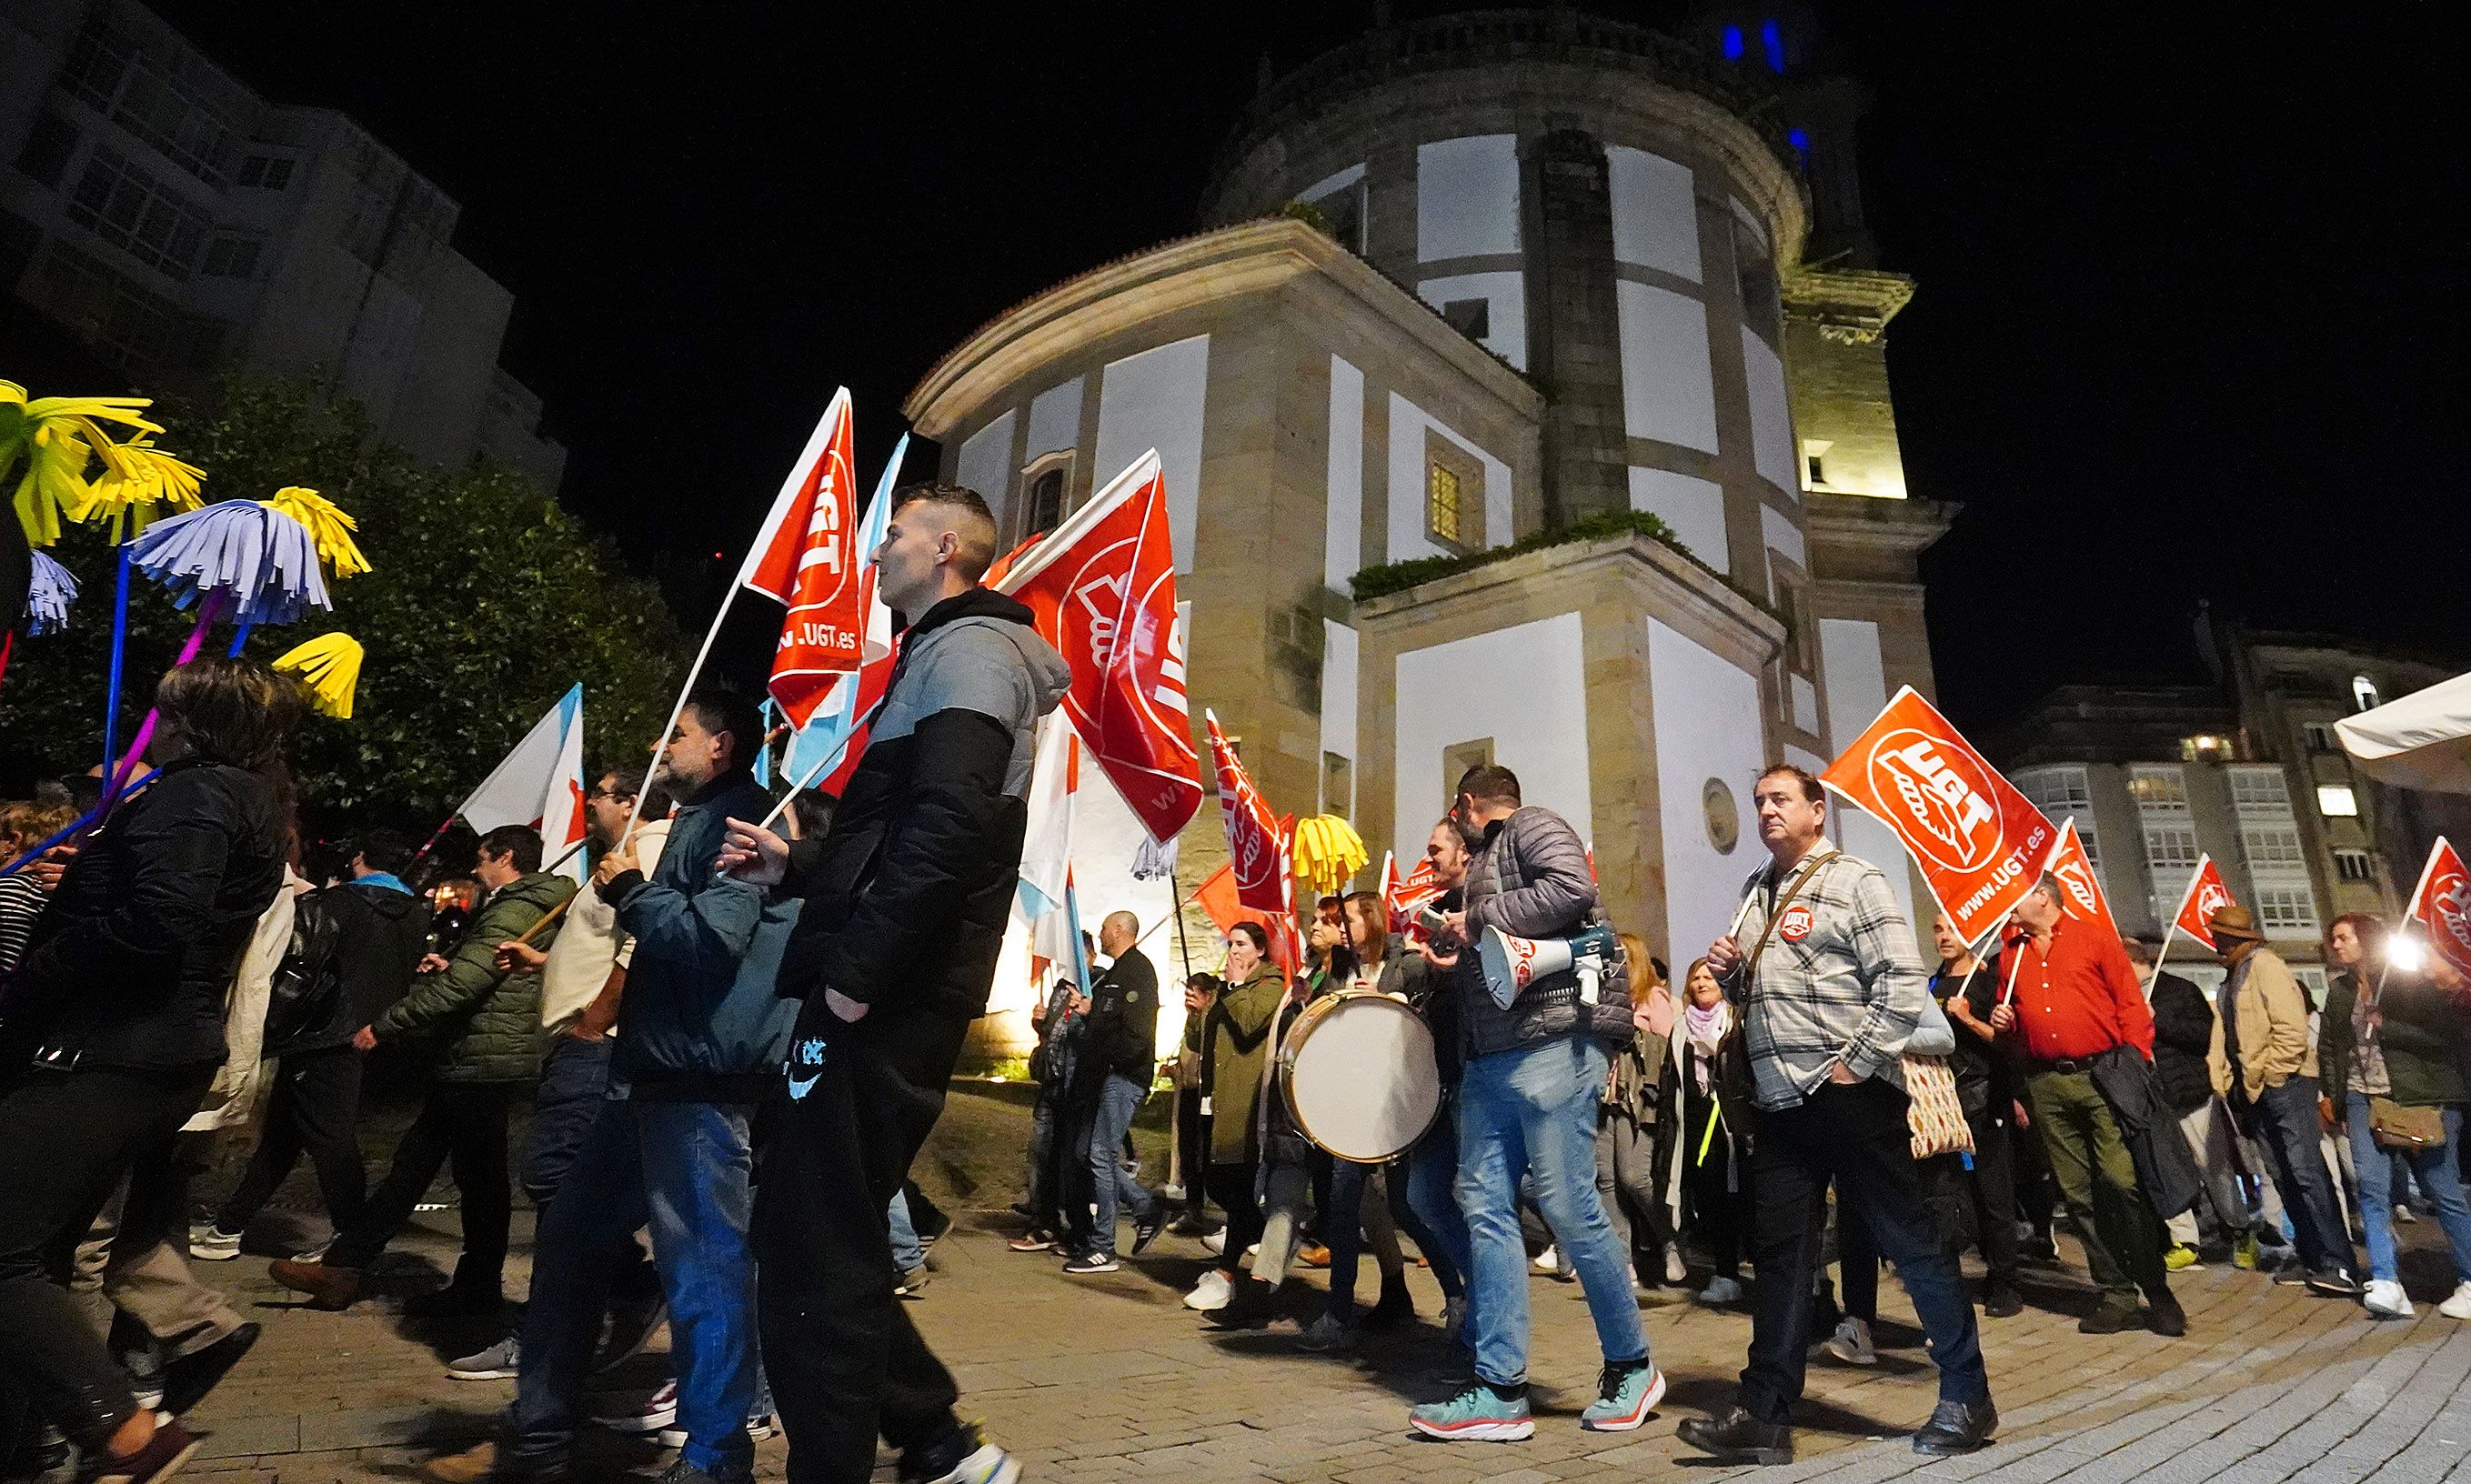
[{"xmin": 0, "ymin": 657, "xmax": 292, "ymax": 1481}]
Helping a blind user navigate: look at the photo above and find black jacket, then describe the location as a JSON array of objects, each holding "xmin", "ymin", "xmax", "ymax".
[
  {"xmin": 776, "ymin": 587, "xmax": 1070, "ymax": 1019},
  {"xmin": 15, "ymin": 757, "xmax": 285, "ymax": 1072},
  {"xmin": 1083, "ymin": 945, "xmax": 1159, "ymax": 1087},
  {"xmin": 2146, "ymin": 969, "xmax": 2218, "ymax": 1115},
  {"xmin": 266, "ymin": 877, "xmax": 427, "ymax": 1056}
]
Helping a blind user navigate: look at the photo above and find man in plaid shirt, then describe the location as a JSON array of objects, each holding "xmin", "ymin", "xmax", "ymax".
[{"xmin": 1677, "ymin": 765, "xmax": 1997, "ymax": 1466}]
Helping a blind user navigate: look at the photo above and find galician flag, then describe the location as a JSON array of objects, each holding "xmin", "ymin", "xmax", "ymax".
[
  {"xmin": 460, "ymin": 684, "xmax": 588, "ymax": 885},
  {"xmin": 1018, "ymin": 717, "xmax": 1080, "ymax": 989}
]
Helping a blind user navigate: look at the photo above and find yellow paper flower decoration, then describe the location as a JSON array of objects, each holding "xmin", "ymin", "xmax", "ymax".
[
  {"xmin": 1291, "ymin": 814, "xmax": 1370, "ymax": 897},
  {"xmin": 261, "ymin": 486, "xmax": 370, "ymax": 579},
  {"xmin": 3, "ymin": 379, "xmax": 169, "ymax": 546},
  {"xmin": 272, "ymin": 632, "xmax": 365, "ymax": 719},
  {"xmin": 82, "ymin": 437, "xmax": 206, "ymax": 542}
]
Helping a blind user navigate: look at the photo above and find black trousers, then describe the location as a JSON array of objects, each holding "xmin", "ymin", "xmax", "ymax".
[
  {"xmin": 1207, "ymin": 1161, "xmax": 1268, "ymax": 1265},
  {"xmin": 1963, "ymin": 1106, "xmax": 2021, "ymax": 1285},
  {"xmin": 328, "ymin": 1080, "xmax": 513, "ymax": 1291},
  {"xmin": 216, "ymin": 1047, "xmax": 367, "ymax": 1236},
  {"xmin": 1741, "ymin": 1079, "xmax": 1990, "ymax": 1425},
  {"xmin": 756, "ymin": 1000, "xmax": 972, "ymax": 1482},
  {"xmin": 1175, "ymin": 1091, "xmax": 1210, "ymax": 1209},
  {"xmin": 1681, "ymin": 1089, "xmax": 1751, "ymax": 1278},
  {"xmin": 0, "ymin": 1064, "xmax": 210, "ymax": 1449}
]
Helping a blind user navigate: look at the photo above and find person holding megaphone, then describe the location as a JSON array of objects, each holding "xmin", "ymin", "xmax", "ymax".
[{"xmin": 1404, "ymin": 765, "xmax": 1663, "ymax": 1444}]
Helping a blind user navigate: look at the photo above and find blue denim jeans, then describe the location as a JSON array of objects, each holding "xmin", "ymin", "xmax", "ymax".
[
  {"xmin": 1082, "ymin": 1072, "xmax": 1156, "ymax": 1258},
  {"xmin": 1457, "ymin": 1038, "xmax": 1648, "ymax": 1387},
  {"xmin": 2247, "ymin": 1076, "xmax": 2355, "ymax": 1278},
  {"xmin": 522, "ymin": 1036, "xmax": 612, "ymax": 1205},
  {"xmin": 1401, "ymin": 1108, "xmax": 1471, "ymax": 1301},
  {"xmin": 2347, "ymin": 1095, "xmax": 2471, "ymax": 1284},
  {"xmin": 888, "ymin": 1190, "xmax": 926, "ymax": 1273},
  {"xmin": 511, "ymin": 1099, "xmax": 760, "ymax": 1478}
]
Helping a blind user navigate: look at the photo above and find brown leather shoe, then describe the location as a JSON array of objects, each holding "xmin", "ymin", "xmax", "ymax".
[
  {"xmin": 1298, "ymin": 1243, "xmax": 1331, "ymax": 1269},
  {"xmin": 269, "ymin": 1258, "xmax": 364, "ymax": 1310}
]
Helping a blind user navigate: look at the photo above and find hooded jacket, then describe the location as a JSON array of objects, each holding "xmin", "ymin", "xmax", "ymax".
[
  {"xmin": 374, "ymin": 869, "xmax": 572, "ymax": 1083},
  {"xmin": 777, "ymin": 587, "xmax": 1071, "ymax": 1019},
  {"xmin": 15, "ymin": 757, "xmax": 286, "ymax": 1073},
  {"xmin": 1459, "ymin": 806, "xmax": 1632, "ymax": 1058},
  {"xmin": 602, "ymin": 773, "xmax": 801, "ymax": 1101}
]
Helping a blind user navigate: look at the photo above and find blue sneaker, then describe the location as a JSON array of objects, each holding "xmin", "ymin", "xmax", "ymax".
[
  {"xmin": 1580, "ymin": 1360, "xmax": 1667, "ymax": 1431},
  {"xmin": 1409, "ymin": 1382, "xmax": 1534, "ymax": 1441}
]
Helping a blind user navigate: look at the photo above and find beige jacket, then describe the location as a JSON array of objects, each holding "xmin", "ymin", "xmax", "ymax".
[{"xmin": 2206, "ymin": 944, "xmax": 2317, "ymax": 1102}]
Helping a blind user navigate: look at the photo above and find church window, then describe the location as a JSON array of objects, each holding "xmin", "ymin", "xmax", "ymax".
[
  {"xmin": 2351, "ymin": 675, "xmax": 2381, "ymax": 712},
  {"xmin": 1021, "ymin": 456, "xmax": 1070, "ymax": 540},
  {"xmin": 1427, "ymin": 462, "xmax": 1463, "ymax": 546}
]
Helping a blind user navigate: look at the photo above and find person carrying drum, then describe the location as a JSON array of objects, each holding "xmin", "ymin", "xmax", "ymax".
[
  {"xmin": 1676, "ymin": 764, "xmax": 1996, "ymax": 1466},
  {"xmin": 1407, "ymin": 766, "xmax": 1662, "ymax": 1442}
]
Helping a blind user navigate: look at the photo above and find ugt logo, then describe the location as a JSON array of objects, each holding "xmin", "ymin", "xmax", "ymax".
[
  {"xmin": 2195, "ymin": 881, "xmax": 2231, "ymax": 924},
  {"xmin": 2056, "ymin": 858, "xmax": 2102, "ymax": 917},
  {"xmin": 2436, "ymin": 870, "xmax": 2471, "ymax": 958},
  {"xmin": 1866, "ymin": 730, "xmax": 2001, "ymax": 873}
]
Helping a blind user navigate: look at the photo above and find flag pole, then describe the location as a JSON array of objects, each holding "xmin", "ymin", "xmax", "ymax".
[
  {"xmin": 1170, "ymin": 864, "xmax": 1195, "ymax": 983},
  {"xmin": 755, "ymin": 742, "xmax": 844, "ymax": 831},
  {"xmin": 621, "ymin": 582, "xmax": 746, "ymax": 846}
]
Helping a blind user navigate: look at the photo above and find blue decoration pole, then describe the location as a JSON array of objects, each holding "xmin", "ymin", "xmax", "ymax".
[
  {"xmin": 226, "ymin": 618, "xmax": 253, "ymax": 657},
  {"xmin": 100, "ymin": 540, "xmax": 133, "ymax": 774}
]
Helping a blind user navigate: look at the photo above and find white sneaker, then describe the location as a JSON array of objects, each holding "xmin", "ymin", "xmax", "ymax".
[
  {"xmin": 591, "ymin": 1379, "xmax": 678, "ymax": 1433},
  {"xmin": 1532, "ymin": 1245, "xmax": 1562, "ymax": 1275},
  {"xmin": 1161, "ymin": 1181, "xmax": 1186, "ymax": 1202},
  {"xmin": 2440, "ymin": 1282, "xmax": 2471, "ymax": 1320},
  {"xmin": 1200, "ymin": 1229, "xmax": 1227, "ymax": 1256},
  {"xmin": 1822, "ymin": 1316, "xmax": 1878, "ymax": 1364},
  {"xmin": 291, "ymin": 1238, "xmax": 335, "ymax": 1263},
  {"xmin": 1665, "ymin": 1247, "xmax": 1689, "ymax": 1286},
  {"xmin": 446, "ymin": 1336, "xmax": 519, "ymax": 1380},
  {"xmin": 2364, "ymin": 1279, "xmax": 2414, "ymax": 1319},
  {"xmin": 1183, "ymin": 1269, "xmax": 1234, "ymax": 1311},
  {"xmin": 2397, "ymin": 1203, "xmax": 2420, "ymax": 1225},
  {"xmin": 1697, "ymin": 1275, "xmax": 1743, "ymax": 1307},
  {"xmin": 188, "ymin": 1226, "xmax": 242, "ymax": 1262}
]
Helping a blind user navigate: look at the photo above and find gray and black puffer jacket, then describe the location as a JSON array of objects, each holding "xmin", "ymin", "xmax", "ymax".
[{"xmin": 1460, "ymin": 806, "xmax": 1633, "ymax": 1059}]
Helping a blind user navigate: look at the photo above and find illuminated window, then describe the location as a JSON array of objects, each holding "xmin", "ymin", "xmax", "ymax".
[
  {"xmin": 1427, "ymin": 462, "xmax": 1463, "ymax": 546},
  {"xmin": 2130, "ymin": 764, "xmax": 2188, "ymax": 812},
  {"xmin": 2180, "ymin": 734, "xmax": 2234, "ymax": 762},
  {"xmin": 2316, "ymin": 785, "xmax": 2359, "ymax": 817},
  {"xmin": 2352, "ymin": 676, "xmax": 2381, "ymax": 712}
]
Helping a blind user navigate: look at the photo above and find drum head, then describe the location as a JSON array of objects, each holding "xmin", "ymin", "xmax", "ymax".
[{"xmin": 1285, "ymin": 995, "xmax": 1440, "ymax": 1162}]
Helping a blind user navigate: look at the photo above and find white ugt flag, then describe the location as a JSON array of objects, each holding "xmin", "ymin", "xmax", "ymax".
[{"xmin": 460, "ymin": 683, "xmax": 588, "ymax": 885}]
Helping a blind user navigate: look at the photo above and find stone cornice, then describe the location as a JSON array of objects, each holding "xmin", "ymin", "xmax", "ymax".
[
  {"xmin": 903, "ymin": 217, "xmax": 1543, "ymax": 438},
  {"xmin": 1803, "ymin": 491, "xmax": 1957, "ymax": 557},
  {"xmin": 1355, "ymin": 527, "xmax": 1783, "ymax": 669},
  {"xmin": 1783, "ymin": 266, "xmax": 1916, "ymax": 345}
]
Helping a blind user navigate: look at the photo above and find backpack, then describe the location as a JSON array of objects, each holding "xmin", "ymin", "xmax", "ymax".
[{"xmin": 262, "ymin": 890, "xmax": 347, "ymax": 1048}]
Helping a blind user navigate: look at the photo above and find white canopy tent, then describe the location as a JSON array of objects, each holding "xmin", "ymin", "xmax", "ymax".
[{"xmin": 2337, "ymin": 671, "xmax": 2471, "ymax": 794}]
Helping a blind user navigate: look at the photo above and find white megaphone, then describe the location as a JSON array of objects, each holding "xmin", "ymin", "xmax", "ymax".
[{"xmin": 1477, "ymin": 922, "xmax": 1622, "ymax": 1011}]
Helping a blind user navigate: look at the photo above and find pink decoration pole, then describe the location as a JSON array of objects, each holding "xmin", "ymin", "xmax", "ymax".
[{"xmin": 101, "ymin": 589, "xmax": 226, "ymax": 814}]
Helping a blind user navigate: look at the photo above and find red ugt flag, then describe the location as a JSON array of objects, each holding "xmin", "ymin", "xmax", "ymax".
[
  {"xmin": 2406, "ymin": 837, "xmax": 2471, "ymax": 979},
  {"xmin": 742, "ymin": 387, "xmax": 865, "ymax": 726},
  {"xmin": 2048, "ymin": 817, "xmax": 2116, "ymax": 935},
  {"xmin": 2169, "ymin": 856, "xmax": 2235, "ymax": 949},
  {"xmin": 1821, "ymin": 685, "xmax": 2057, "ymax": 947},
  {"xmin": 1206, "ymin": 708, "xmax": 1289, "ymax": 915},
  {"xmin": 996, "ymin": 450, "xmax": 1203, "ymax": 849}
]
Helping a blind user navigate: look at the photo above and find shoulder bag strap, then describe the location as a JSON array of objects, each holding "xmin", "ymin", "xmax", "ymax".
[{"xmin": 1741, "ymin": 849, "xmax": 1840, "ymax": 1004}]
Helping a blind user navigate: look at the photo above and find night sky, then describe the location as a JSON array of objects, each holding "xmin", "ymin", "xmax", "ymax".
[{"xmin": 148, "ymin": 2, "xmax": 2461, "ymax": 731}]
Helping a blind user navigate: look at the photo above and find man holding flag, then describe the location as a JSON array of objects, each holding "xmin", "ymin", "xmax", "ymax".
[{"xmin": 723, "ymin": 481, "xmax": 1067, "ymax": 1484}]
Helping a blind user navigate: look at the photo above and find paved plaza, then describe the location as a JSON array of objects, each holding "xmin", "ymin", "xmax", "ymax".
[{"xmin": 155, "ymin": 1086, "xmax": 2471, "ymax": 1484}]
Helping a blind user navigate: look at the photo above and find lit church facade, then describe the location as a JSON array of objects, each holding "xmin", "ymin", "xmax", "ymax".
[{"xmin": 902, "ymin": 9, "xmax": 1953, "ymax": 1051}]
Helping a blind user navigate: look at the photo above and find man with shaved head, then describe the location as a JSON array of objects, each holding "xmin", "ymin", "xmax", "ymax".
[{"xmin": 1060, "ymin": 908, "xmax": 1165, "ymax": 1273}]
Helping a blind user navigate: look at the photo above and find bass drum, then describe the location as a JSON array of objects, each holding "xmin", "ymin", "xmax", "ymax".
[{"xmin": 1278, "ymin": 992, "xmax": 1441, "ymax": 1162}]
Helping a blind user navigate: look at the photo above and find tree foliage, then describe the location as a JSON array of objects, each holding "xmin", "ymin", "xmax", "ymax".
[{"xmin": 0, "ymin": 380, "xmax": 683, "ymax": 832}]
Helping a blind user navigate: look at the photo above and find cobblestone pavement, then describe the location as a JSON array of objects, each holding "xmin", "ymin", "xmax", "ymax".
[{"xmin": 165, "ymin": 1197, "xmax": 2471, "ymax": 1484}]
